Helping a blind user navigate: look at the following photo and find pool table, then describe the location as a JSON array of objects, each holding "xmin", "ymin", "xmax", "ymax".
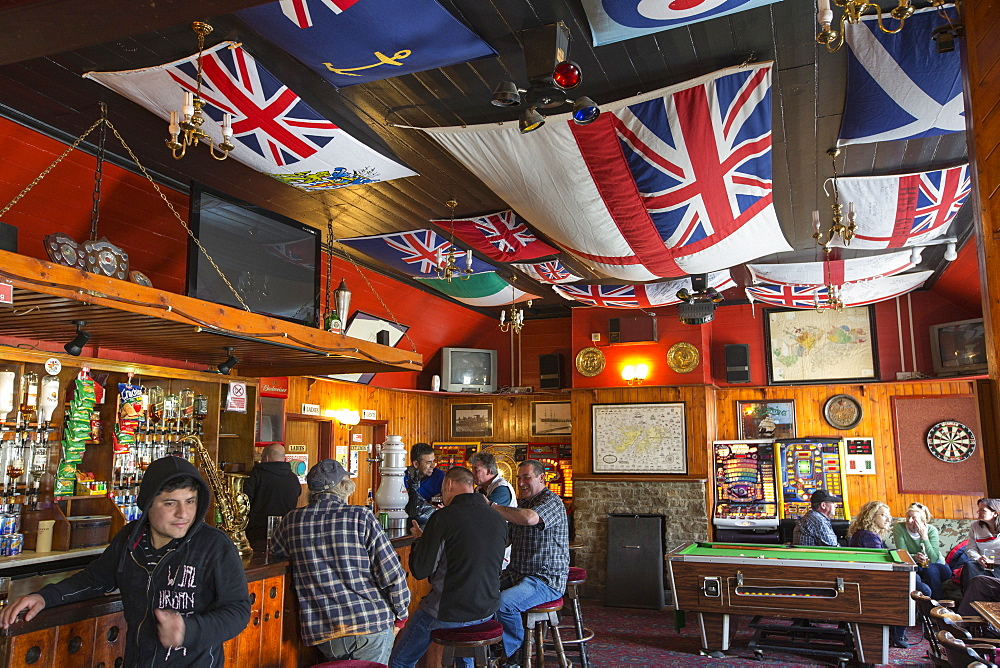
[{"xmin": 666, "ymin": 541, "xmax": 916, "ymax": 665}]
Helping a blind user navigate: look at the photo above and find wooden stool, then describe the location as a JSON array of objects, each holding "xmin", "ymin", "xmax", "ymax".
[
  {"xmin": 430, "ymin": 619, "xmax": 503, "ymax": 667},
  {"xmin": 522, "ymin": 598, "xmax": 569, "ymax": 668},
  {"xmin": 560, "ymin": 567, "xmax": 594, "ymax": 667}
]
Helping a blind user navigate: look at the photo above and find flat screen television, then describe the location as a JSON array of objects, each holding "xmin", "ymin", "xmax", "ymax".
[
  {"xmin": 930, "ymin": 318, "xmax": 988, "ymax": 376},
  {"xmin": 187, "ymin": 184, "xmax": 320, "ymax": 325},
  {"xmin": 442, "ymin": 347, "xmax": 498, "ymax": 393}
]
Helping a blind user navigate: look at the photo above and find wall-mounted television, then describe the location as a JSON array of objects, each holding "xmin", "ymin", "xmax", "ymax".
[
  {"xmin": 442, "ymin": 347, "xmax": 498, "ymax": 393},
  {"xmin": 187, "ymin": 183, "xmax": 320, "ymax": 325},
  {"xmin": 930, "ymin": 318, "xmax": 988, "ymax": 376}
]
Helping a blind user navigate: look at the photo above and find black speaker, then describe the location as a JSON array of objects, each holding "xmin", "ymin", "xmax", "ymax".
[
  {"xmin": 376, "ymin": 329, "xmax": 390, "ymax": 346},
  {"xmin": 0, "ymin": 222, "xmax": 16, "ymax": 253},
  {"xmin": 606, "ymin": 514, "xmax": 665, "ymax": 609},
  {"xmin": 539, "ymin": 353, "xmax": 562, "ymax": 390},
  {"xmin": 724, "ymin": 343, "xmax": 751, "ymax": 383},
  {"xmin": 608, "ymin": 318, "xmax": 621, "ymax": 343}
]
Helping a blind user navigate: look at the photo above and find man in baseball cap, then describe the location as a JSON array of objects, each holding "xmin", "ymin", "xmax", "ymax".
[
  {"xmin": 792, "ymin": 489, "xmax": 842, "ymax": 546},
  {"xmin": 269, "ymin": 459, "xmax": 409, "ymax": 663}
]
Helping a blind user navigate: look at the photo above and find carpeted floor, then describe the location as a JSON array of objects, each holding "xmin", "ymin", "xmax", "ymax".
[{"xmin": 574, "ymin": 600, "xmax": 934, "ymax": 667}]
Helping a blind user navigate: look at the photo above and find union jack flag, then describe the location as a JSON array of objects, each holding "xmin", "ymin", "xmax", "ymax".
[
  {"xmin": 441, "ymin": 210, "xmax": 559, "ymax": 262},
  {"xmin": 554, "ymin": 271, "xmax": 735, "ymax": 308},
  {"xmin": 747, "ymin": 273, "xmax": 932, "ymax": 308},
  {"xmin": 745, "ymin": 284, "xmax": 823, "ymax": 309},
  {"xmin": 337, "ymin": 229, "xmax": 495, "ymax": 276},
  {"xmin": 513, "ymin": 260, "xmax": 581, "ymax": 284},
  {"xmin": 278, "ymin": 0, "xmax": 360, "ymax": 28}
]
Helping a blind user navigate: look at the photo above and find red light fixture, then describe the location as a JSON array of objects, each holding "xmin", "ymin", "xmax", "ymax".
[{"xmin": 552, "ymin": 61, "xmax": 582, "ymax": 90}]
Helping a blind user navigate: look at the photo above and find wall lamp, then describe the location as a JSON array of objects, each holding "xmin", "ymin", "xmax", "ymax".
[
  {"xmin": 217, "ymin": 347, "xmax": 239, "ymax": 375},
  {"xmin": 64, "ymin": 320, "xmax": 92, "ymax": 356},
  {"xmin": 332, "ymin": 409, "xmax": 361, "ymax": 428},
  {"xmin": 622, "ymin": 363, "xmax": 649, "ymax": 386}
]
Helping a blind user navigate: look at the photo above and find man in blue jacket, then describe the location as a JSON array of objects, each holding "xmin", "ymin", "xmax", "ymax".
[{"xmin": 0, "ymin": 456, "xmax": 250, "ymax": 666}]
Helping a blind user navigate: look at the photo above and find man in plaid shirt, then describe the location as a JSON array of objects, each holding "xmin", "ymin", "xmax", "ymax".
[
  {"xmin": 489, "ymin": 460, "xmax": 569, "ymax": 664},
  {"xmin": 270, "ymin": 459, "xmax": 410, "ymax": 663}
]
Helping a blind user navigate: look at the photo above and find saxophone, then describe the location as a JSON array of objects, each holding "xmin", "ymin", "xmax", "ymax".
[{"xmin": 181, "ymin": 435, "xmax": 253, "ymax": 560}]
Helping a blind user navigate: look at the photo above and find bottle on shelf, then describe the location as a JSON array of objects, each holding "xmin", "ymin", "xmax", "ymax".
[{"xmin": 365, "ymin": 487, "xmax": 374, "ymax": 513}]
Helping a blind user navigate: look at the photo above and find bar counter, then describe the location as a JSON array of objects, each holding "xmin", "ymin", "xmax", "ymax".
[{"xmin": 0, "ymin": 533, "xmax": 425, "ymax": 667}]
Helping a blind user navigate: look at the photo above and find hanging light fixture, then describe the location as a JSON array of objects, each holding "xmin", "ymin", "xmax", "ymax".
[
  {"xmin": 816, "ymin": 0, "xmax": 939, "ymax": 52},
  {"xmin": 166, "ymin": 22, "xmax": 235, "ymax": 161},
  {"xmin": 812, "ymin": 148, "xmax": 857, "ymax": 253},
  {"xmin": 499, "ymin": 276, "xmax": 532, "ymax": 334},
  {"xmin": 434, "ymin": 199, "xmax": 474, "ymax": 283},
  {"xmin": 815, "ymin": 283, "xmax": 846, "ymax": 312}
]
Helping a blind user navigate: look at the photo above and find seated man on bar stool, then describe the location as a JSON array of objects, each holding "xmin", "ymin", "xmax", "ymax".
[
  {"xmin": 404, "ymin": 442, "xmax": 445, "ymax": 528},
  {"xmin": 470, "ymin": 451, "xmax": 518, "ymax": 569},
  {"xmin": 0, "ymin": 456, "xmax": 250, "ymax": 666},
  {"xmin": 244, "ymin": 443, "xmax": 301, "ymax": 547},
  {"xmin": 490, "ymin": 460, "xmax": 570, "ymax": 667},
  {"xmin": 389, "ymin": 466, "xmax": 507, "ymax": 667},
  {"xmin": 792, "ymin": 489, "xmax": 841, "ymax": 547}
]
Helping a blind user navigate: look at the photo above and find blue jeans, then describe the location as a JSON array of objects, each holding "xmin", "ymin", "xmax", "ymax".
[
  {"xmin": 917, "ymin": 561, "xmax": 953, "ymax": 599},
  {"xmin": 389, "ymin": 609, "xmax": 492, "ymax": 668},
  {"xmin": 317, "ymin": 629, "xmax": 394, "ymax": 663},
  {"xmin": 497, "ymin": 576, "xmax": 562, "ymax": 658}
]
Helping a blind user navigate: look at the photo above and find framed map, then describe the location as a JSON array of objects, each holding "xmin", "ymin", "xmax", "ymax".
[
  {"xmin": 592, "ymin": 403, "xmax": 686, "ymax": 474},
  {"xmin": 764, "ymin": 306, "xmax": 878, "ymax": 384}
]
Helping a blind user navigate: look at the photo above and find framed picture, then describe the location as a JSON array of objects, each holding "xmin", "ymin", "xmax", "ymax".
[
  {"xmin": 736, "ymin": 400, "xmax": 796, "ymax": 439},
  {"xmin": 531, "ymin": 401, "xmax": 571, "ymax": 437},
  {"xmin": 451, "ymin": 403, "xmax": 494, "ymax": 439},
  {"xmin": 592, "ymin": 403, "xmax": 686, "ymax": 474},
  {"xmin": 764, "ymin": 305, "xmax": 878, "ymax": 385},
  {"xmin": 327, "ymin": 311, "xmax": 410, "ymax": 384}
]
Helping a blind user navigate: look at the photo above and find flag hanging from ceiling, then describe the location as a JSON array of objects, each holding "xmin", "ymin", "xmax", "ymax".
[
  {"xmin": 337, "ymin": 229, "xmax": 494, "ymax": 276},
  {"xmin": 838, "ymin": 6, "xmax": 963, "ymax": 146},
  {"xmin": 580, "ymin": 0, "xmax": 781, "ymax": 46},
  {"xmin": 827, "ymin": 163, "xmax": 970, "ymax": 249},
  {"xmin": 745, "ymin": 271, "xmax": 933, "ymax": 309},
  {"xmin": 747, "ymin": 250, "xmax": 917, "ymax": 286},
  {"xmin": 424, "ymin": 63, "xmax": 792, "ymax": 282},
  {"xmin": 512, "ymin": 259, "xmax": 583, "ymax": 284},
  {"xmin": 416, "ymin": 272, "xmax": 539, "ymax": 307},
  {"xmin": 83, "ymin": 43, "xmax": 415, "ymax": 189},
  {"xmin": 235, "ymin": 0, "xmax": 495, "ymax": 88},
  {"xmin": 553, "ymin": 271, "xmax": 735, "ymax": 308},
  {"xmin": 432, "ymin": 210, "xmax": 559, "ymax": 263}
]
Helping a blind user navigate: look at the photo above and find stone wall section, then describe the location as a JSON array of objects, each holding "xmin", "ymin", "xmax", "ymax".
[{"xmin": 572, "ymin": 479, "xmax": 707, "ymax": 601}]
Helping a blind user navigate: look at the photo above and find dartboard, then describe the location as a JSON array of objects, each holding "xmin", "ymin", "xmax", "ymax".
[{"xmin": 926, "ymin": 420, "xmax": 977, "ymax": 463}]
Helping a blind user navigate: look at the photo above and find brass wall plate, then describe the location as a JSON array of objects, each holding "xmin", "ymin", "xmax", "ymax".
[
  {"xmin": 575, "ymin": 346, "xmax": 606, "ymax": 377},
  {"xmin": 667, "ymin": 342, "xmax": 700, "ymax": 373}
]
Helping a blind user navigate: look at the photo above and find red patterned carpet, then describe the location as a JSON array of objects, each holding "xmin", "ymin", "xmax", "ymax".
[{"xmin": 577, "ymin": 600, "xmax": 934, "ymax": 667}]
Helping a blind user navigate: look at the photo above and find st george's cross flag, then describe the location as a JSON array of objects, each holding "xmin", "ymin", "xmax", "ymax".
[
  {"xmin": 746, "ymin": 271, "xmax": 933, "ymax": 309},
  {"xmin": 84, "ymin": 43, "xmax": 415, "ymax": 189},
  {"xmin": 512, "ymin": 259, "xmax": 583, "ymax": 284},
  {"xmin": 337, "ymin": 229, "xmax": 495, "ymax": 276},
  {"xmin": 416, "ymin": 272, "xmax": 539, "ymax": 308},
  {"xmin": 553, "ymin": 271, "xmax": 736, "ymax": 308},
  {"xmin": 425, "ymin": 63, "xmax": 791, "ymax": 282},
  {"xmin": 828, "ymin": 164, "xmax": 970, "ymax": 249},
  {"xmin": 236, "ymin": 0, "xmax": 495, "ymax": 88},
  {"xmin": 747, "ymin": 250, "xmax": 917, "ymax": 286},
  {"xmin": 838, "ymin": 6, "xmax": 963, "ymax": 145},
  {"xmin": 580, "ymin": 0, "xmax": 781, "ymax": 46},
  {"xmin": 431, "ymin": 210, "xmax": 559, "ymax": 263}
]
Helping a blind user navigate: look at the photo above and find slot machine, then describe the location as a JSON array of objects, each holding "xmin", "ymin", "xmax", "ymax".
[
  {"xmin": 431, "ymin": 442, "xmax": 478, "ymax": 471},
  {"xmin": 775, "ymin": 437, "xmax": 852, "ymax": 540},
  {"xmin": 527, "ymin": 443, "xmax": 573, "ymax": 500},
  {"xmin": 711, "ymin": 440, "xmax": 779, "ymax": 543}
]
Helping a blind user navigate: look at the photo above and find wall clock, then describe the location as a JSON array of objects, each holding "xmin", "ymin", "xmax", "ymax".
[
  {"xmin": 926, "ymin": 420, "xmax": 976, "ymax": 463},
  {"xmin": 823, "ymin": 394, "xmax": 863, "ymax": 430},
  {"xmin": 574, "ymin": 347, "xmax": 606, "ymax": 377}
]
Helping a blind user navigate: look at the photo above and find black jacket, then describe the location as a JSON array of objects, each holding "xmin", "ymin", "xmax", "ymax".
[
  {"xmin": 244, "ymin": 460, "xmax": 302, "ymax": 543},
  {"xmin": 409, "ymin": 492, "xmax": 507, "ymax": 622},
  {"xmin": 38, "ymin": 456, "xmax": 251, "ymax": 667}
]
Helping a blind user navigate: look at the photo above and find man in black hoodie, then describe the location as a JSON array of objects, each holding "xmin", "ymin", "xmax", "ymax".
[
  {"xmin": 0, "ymin": 456, "xmax": 251, "ymax": 666},
  {"xmin": 245, "ymin": 443, "xmax": 302, "ymax": 545}
]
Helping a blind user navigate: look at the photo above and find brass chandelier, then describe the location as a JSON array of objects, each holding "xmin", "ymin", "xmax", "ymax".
[
  {"xmin": 812, "ymin": 148, "xmax": 857, "ymax": 254},
  {"xmin": 435, "ymin": 199, "xmax": 474, "ymax": 283},
  {"xmin": 815, "ymin": 0, "xmax": 942, "ymax": 52},
  {"xmin": 499, "ymin": 276, "xmax": 531, "ymax": 334}
]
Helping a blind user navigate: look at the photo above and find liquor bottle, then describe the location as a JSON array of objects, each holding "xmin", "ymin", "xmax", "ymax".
[{"xmin": 365, "ymin": 487, "xmax": 374, "ymax": 512}]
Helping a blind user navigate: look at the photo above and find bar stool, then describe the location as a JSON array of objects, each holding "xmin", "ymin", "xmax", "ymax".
[
  {"xmin": 559, "ymin": 567, "xmax": 594, "ymax": 667},
  {"xmin": 521, "ymin": 598, "xmax": 569, "ymax": 668},
  {"xmin": 430, "ymin": 619, "xmax": 503, "ymax": 667}
]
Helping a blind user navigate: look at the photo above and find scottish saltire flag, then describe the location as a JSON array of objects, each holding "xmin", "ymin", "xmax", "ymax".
[
  {"xmin": 581, "ymin": 0, "xmax": 781, "ymax": 46},
  {"xmin": 236, "ymin": 0, "xmax": 495, "ymax": 88},
  {"xmin": 416, "ymin": 272, "xmax": 539, "ymax": 307},
  {"xmin": 839, "ymin": 6, "xmax": 963, "ymax": 145},
  {"xmin": 828, "ymin": 164, "xmax": 970, "ymax": 249},
  {"xmin": 84, "ymin": 44, "xmax": 415, "ymax": 189},
  {"xmin": 432, "ymin": 210, "xmax": 559, "ymax": 263},
  {"xmin": 747, "ymin": 251, "xmax": 916, "ymax": 286},
  {"xmin": 425, "ymin": 63, "xmax": 791, "ymax": 282},
  {"xmin": 553, "ymin": 271, "xmax": 735, "ymax": 308},
  {"xmin": 338, "ymin": 229, "xmax": 494, "ymax": 276},
  {"xmin": 512, "ymin": 259, "xmax": 582, "ymax": 284},
  {"xmin": 746, "ymin": 271, "xmax": 933, "ymax": 309}
]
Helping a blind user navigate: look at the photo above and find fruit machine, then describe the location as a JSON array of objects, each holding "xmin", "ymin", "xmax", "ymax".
[
  {"xmin": 527, "ymin": 443, "xmax": 573, "ymax": 500},
  {"xmin": 775, "ymin": 437, "xmax": 852, "ymax": 542},
  {"xmin": 711, "ymin": 440, "xmax": 780, "ymax": 543},
  {"xmin": 478, "ymin": 443, "xmax": 519, "ymax": 485},
  {"xmin": 431, "ymin": 442, "xmax": 479, "ymax": 472}
]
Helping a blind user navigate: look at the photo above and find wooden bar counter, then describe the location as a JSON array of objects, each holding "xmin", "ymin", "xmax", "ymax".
[{"xmin": 0, "ymin": 534, "xmax": 429, "ymax": 667}]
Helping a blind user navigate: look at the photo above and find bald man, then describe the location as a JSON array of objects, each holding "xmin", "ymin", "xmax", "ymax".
[{"xmin": 245, "ymin": 444, "xmax": 302, "ymax": 544}]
